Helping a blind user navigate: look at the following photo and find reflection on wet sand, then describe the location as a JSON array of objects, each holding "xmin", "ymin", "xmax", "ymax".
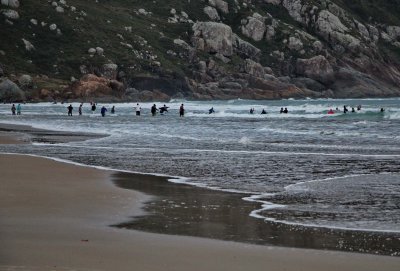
[{"xmin": 113, "ymin": 172, "xmax": 400, "ymax": 256}]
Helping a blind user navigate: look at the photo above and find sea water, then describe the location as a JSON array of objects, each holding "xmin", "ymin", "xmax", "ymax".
[{"xmin": 0, "ymin": 98, "xmax": 399, "ymax": 233}]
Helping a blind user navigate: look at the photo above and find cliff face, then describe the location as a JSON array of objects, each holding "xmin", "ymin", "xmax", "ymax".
[{"xmin": 1, "ymin": 0, "xmax": 400, "ymax": 102}]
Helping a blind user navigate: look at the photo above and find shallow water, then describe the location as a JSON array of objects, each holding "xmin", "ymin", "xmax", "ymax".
[{"xmin": 0, "ymin": 98, "xmax": 399, "ymax": 234}]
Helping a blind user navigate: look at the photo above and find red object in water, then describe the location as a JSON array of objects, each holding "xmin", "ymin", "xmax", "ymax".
[{"xmin": 327, "ymin": 109, "xmax": 335, "ymax": 114}]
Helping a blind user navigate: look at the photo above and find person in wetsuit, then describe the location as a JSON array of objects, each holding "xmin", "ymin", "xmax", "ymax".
[
  {"xmin": 151, "ymin": 104, "xmax": 158, "ymax": 116},
  {"xmin": 101, "ymin": 106, "xmax": 107, "ymax": 117},
  {"xmin": 159, "ymin": 104, "xmax": 169, "ymax": 114},
  {"xmin": 250, "ymin": 108, "xmax": 254, "ymax": 114},
  {"xmin": 209, "ymin": 107, "xmax": 215, "ymax": 114},
  {"xmin": 79, "ymin": 103, "xmax": 83, "ymax": 115},
  {"xmin": 283, "ymin": 107, "xmax": 288, "ymax": 114},
  {"xmin": 91, "ymin": 103, "xmax": 96, "ymax": 112},
  {"xmin": 261, "ymin": 109, "xmax": 267, "ymax": 114},
  {"xmin": 179, "ymin": 104, "xmax": 185, "ymax": 117},
  {"xmin": 111, "ymin": 106, "xmax": 115, "ymax": 114},
  {"xmin": 11, "ymin": 104, "xmax": 16, "ymax": 115},
  {"xmin": 67, "ymin": 104, "xmax": 73, "ymax": 116},
  {"xmin": 343, "ymin": 105, "xmax": 348, "ymax": 114}
]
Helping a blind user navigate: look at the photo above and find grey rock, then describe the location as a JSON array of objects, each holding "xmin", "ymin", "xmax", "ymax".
[
  {"xmin": 203, "ymin": 6, "xmax": 220, "ymax": 21},
  {"xmin": 233, "ymin": 34, "xmax": 261, "ymax": 60},
  {"xmin": 1, "ymin": 0, "xmax": 20, "ymax": 8},
  {"xmin": 0, "ymin": 79, "xmax": 25, "ymax": 102},
  {"xmin": 192, "ymin": 22, "xmax": 233, "ymax": 56},
  {"xmin": 18, "ymin": 74, "xmax": 33, "ymax": 88},
  {"xmin": 241, "ymin": 13, "xmax": 266, "ymax": 41},
  {"xmin": 102, "ymin": 63, "xmax": 118, "ymax": 80},
  {"xmin": 296, "ymin": 55, "xmax": 334, "ymax": 84}
]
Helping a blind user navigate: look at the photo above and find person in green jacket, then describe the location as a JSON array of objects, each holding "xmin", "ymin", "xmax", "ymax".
[{"xmin": 16, "ymin": 104, "xmax": 21, "ymax": 115}]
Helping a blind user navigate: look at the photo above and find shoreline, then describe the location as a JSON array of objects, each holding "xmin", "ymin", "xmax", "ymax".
[
  {"xmin": 1, "ymin": 123, "xmax": 400, "ymax": 256},
  {"xmin": 1, "ymin": 153, "xmax": 400, "ymax": 271}
]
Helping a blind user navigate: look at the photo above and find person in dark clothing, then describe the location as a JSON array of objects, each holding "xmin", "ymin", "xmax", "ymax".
[
  {"xmin": 78, "ymin": 103, "xmax": 83, "ymax": 115},
  {"xmin": 159, "ymin": 104, "xmax": 169, "ymax": 114},
  {"xmin": 261, "ymin": 109, "xmax": 267, "ymax": 114},
  {"xmin": 101, "ymin": 106, "xmax": 107, "ymax": 117},
  {"xmin": 343, "ymin": 105, "xmax": 348, "ymax": 114},
  {"xmin": 151, "ymin": 104, "xmax": 158, "ymax": 116},
  {"xmin": 283, "ymin": 107, "xmax": 288, "ymax": 114},
  {"xmin": 11, "ymin": 104, "xmax": 16, "ymax": 115},
  {"xmin": 209, "ymin": 107, "xmax": 215, "ymax": 114},
  {"xmin": 67, "ymin": 104, "xmax": 73, "ymax": 116},
  {"xmin": 351, "ymin": 107, "xmax": 355, "ymax": 113},
  {"xmin": 91, "ymin": 103, "xmax": 96, "ymax": 112},
  {"xmin": 380, "ymin": 108, "xmax": 385, "ymax": 112},
  {"xmin": 179, "ymin": 104, "xmax": 185, "ymax": 117},
  {"xmin": 250, "ymin": 108, "xmax": 254, "ymax": 114},
  {"xmin": 280, "ymin": 107, "xmax": 284, "ymax": 114},
  {"xmin": 111, "ymin": 106, "xmax": 115, "ymax": 114}
]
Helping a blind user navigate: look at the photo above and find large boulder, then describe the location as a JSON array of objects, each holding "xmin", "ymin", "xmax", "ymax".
[
  {"xmin": 232, "ymin": 34, "xmax": 261, "ymax": 60},
  {"xmin": 1, "ymin": 0, "xmax": 20, "ymax": 8},
  {"xmin": 209, "ymin": 0, "xmax": 228, "ymax": 14},
  {"xmin": 192, "ymin": 22, "xmax": 233, "ymax": 56},
  {"xmin": 244, "ymin": 59, "xmax": 265, "ymax": 78},
  {"xmin": 69, "ymin": 74, "xmax": 113, "ymax": 98},
  {"xmin": 203, "ymin": 6, "xmax": 220, "ymax": 21},
  {"xmin": 1, "ymin": 9, "xmax": 19, "ymax": 20},
  {"xmin": 18, "ymin": 74, "xmax": 33, "ymax": 88},
  {"xmin": 332, "ymin": 68, "xmax": 400, "ymax": 98},
  {"xmin": 282, "ymin": 0, "xmax": 303, "ymax": 23},
  {"xmin": 101, "ymin": 63, "xmax": 118, "ymax": 80},
  {"xmin": 296, "ymin": 55, "xmax": 334, "ymax": 84},
  {"xmin": 241, "ymin": 13, "xmax": 266, "ymax": 42},
  {"xmin": 0, "ymin": 79, "xmax": 25, "ymax": 102}
]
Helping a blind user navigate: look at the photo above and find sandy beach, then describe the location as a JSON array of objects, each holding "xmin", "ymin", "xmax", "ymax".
[{"xmin": 0, "ymin": 130, "xmax": 399, "ymax": 271}]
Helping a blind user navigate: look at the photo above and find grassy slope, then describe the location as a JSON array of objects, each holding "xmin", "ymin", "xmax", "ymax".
[{"xmin": 0, "ymin": 0, "xmax": 400, "ymax": 82}]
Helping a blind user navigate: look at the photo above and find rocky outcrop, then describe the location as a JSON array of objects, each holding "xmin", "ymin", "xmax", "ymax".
[
  {"xmin": 209, "ymin": 0, "xmax": 228, "ymax": 14},
  {"xmin": 241, "ymin": 13, "xmax": 266, "ymax": 42},
  {"xmin": 232, "ymin": 34, "xmax": 261, "ymax": 60},
  {"xmin": 203, "ymin": 6, "xmax": 219, "ymax": 21},
  {"xmin": 1, "ymin": 0, "xmax": 20, "ymax": 8},
  {"xmin": 67, "ymin": 74, "xmax": 121, "ymax": 98},
  {"xmin": 192, "ymin": 22, "xmax": 233, "ymax": 56},
  {"xmin": 0, "ymin": 79, "xmax": 25, "ymax": 102},
  {"xmin": 296, "ymin": 55, "xmax": 334, "ymax": 85}
]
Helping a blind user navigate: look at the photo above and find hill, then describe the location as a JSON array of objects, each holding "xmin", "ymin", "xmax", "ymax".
[{"xmin": 1, "ymin": 0, "xmax": 400, "ymax": 102}]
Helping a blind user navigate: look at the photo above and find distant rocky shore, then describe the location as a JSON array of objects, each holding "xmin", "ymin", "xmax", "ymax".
[{"xmin": 1, "ymin": 0, "xmax": 400, "ymax": 102}]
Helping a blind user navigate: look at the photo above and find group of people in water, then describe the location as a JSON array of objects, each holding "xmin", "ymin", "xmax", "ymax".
[
  {"xmin": 64, "ymin": 102, "xmax": 185, "ymax": 117},
  {"xmin": 8, "ymin": 102, "xmax": 386, "ymax": 117},
  {"xmin": 10, "ymin": 104, "xmax": 22, "ymax": 115}
]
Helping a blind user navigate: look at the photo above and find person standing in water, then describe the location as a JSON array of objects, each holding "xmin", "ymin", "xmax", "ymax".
[
  {"xmin": 111, "ymin": 106, "xmax": 115, "ymax": 114},
  {"xmin": 67, "ymin": 104, "xmax": 73, "ymax": 116},
  {"xmin": 179, "ymin": 104, "xmax": 185, "ymax": 117},
  {"xmin": 79, "ymin": 103, "xmax": 83, "ymax": 116},
  {"xmin": 16, "ymin": 104, "xmax": 21, "ymax": 115},
  {"xmin": 151, "ymin": 104, "xmax": 158, "ymax": 116},
  {"xmin": 11, "ymin": 104, "xmax": 16, "ymax": 115},
  {"xmin": 209, "ymin": 107, "xmax": 215, "ymax": 114},
  {"xmin": 283, "ymin": 107, "xmax": 288, "ymax": 114},
  {"xmin": 261, "ymin": 109, "xmax": 267, "ymax": 114},
  {"xmin": 91, "ymin": 103, "xmax": 96, "ymax": 112},
  {"xmin": 250, "ymin": 108, "xmax": 254, "ymax": 114},
  {"xmin": 101, "ymin": 106, "xmax": 107, "ymax": 117},
  {"xmin": 343, "ymin": 105, "xmax": 348, "ymax": 114},
  {"xmin": 159, "ymin": 104, "xmax": 169, "ymax": 114},
  {"xmin": 135, "ymin": 103, "xmax": 141, "ymax": 116}
]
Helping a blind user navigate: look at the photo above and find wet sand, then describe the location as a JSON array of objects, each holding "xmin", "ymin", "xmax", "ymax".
[
  {"xmin": 1, "ymin": 154, "xmax": 400, "ymax": 271},
  {"xmin": 1, "ymin": 127, "xmax": 400, "ymax": 270},
  {"xmin": 113, "ymin": 172, "xmax": 400, "ymax": 255},
  {"xmin": 0, "ymin": 123, "xmax": 105, "ymax": 144}
]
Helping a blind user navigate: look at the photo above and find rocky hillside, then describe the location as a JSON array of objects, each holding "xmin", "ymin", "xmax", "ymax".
[{"xmin": 1, "ymin": 0, "xmax": 400, "ymax": 102}]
